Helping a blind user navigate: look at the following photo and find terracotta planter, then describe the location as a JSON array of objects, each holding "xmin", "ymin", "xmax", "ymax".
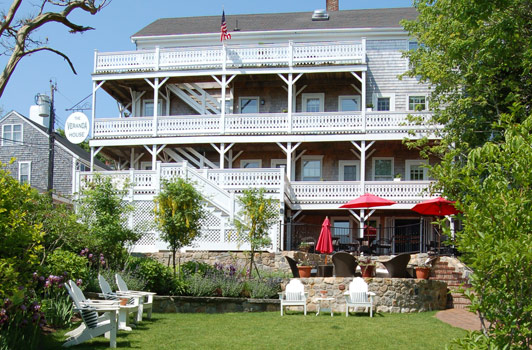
[
  {"xmin": 415, "ymin": 267, "xmax": 431, "ymax": 279},
  {"xmin": 120, "ymin": 298, "xmax": 128, "ymax": 306},
  {"xmin": 361, "ymin": 265, "xmax": 375, "ymax": 278},
  {"xmin": 298, "ymin": 266, "xmax": 312, "ymax": 278}
]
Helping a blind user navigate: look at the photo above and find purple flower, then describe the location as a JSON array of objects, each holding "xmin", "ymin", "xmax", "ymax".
[
  {"xmin": 100, "ymin": 253, "xmax": 104, "ymax": 257},
  {"xmin": 20, "ymin": 319, "xmax": 28, "ymax": 327},
  {"xmin": 33, "ymin": 272, "xmax": 38, "ymax": 280},
  {"xmin": 32, "ymin": 313, "xmax": 40, "ymax": 323},
  {"xmin": 0, "ymin": 309, "xmax": 6, "ymax": 316},
  {"xmin": 88, "ymin": 253, "xmax": 93, "ymax": 259},
  {"xmin": 32, "ymin": 303, "xmax": 41, "ymax": 312},
  {"xmin": 20, "ymin": 304, "xmax": 27, "ymax": 312},
  {"xmin": 100, "ymin": 260, "xmax": 105, "ymax": 266},
  {"xmin": 76, "ymin": 279, "xmax": 82, "ymax": 286},
  {"xmin": 39, "ymin": 276, "xmax": 45, "ymax": 282},
  {"xmin": 18, "ymin": 286, "xmax": 24, "ymax": 291},
  {"xmin": 45, "ymin": 280, "xmax": 51, "ymax": 288}
]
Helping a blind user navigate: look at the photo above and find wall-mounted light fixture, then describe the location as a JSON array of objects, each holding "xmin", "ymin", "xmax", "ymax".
[{"xmin": 260, "ymin": 99, "xmax": 265, "ymax": 105}]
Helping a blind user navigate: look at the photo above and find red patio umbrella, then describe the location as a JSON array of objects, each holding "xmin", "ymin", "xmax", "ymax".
[
  {"xmin": 316, "ymin": 217, "xmax": 334, "ymax": 264},
  {"xmin": 339, "ymin": 193, "xmax": 396, "ymax": 209},
  {"xmin": 340, "ymin": 193, "xmax": 396, "ymax": 240},
  {"xmin": 412, "ymin": 197, "xmax": 459, "ymax": 216}
]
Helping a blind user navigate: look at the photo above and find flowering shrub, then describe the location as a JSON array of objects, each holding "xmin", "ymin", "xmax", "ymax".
[{"xmin": 0, "ymin": 289, "xmax": 45, "ymax": 350}]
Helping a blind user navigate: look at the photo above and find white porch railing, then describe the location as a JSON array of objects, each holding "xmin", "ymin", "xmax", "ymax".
[
  {"xmin": 94, "ymin": 41, "xmax": 364, "ymax": 74},
  {"xmin": 75, "ymin": 165, "xmax": 434, "ymax": 253},
  {"xmin": 92, "ymin": 111, "xmax": 435, "ymax": 139}
]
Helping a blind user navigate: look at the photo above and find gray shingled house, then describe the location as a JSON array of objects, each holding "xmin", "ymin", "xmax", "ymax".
[
  {"xmin": 0, "ymin": 110, "xmax": 108, "ymax": 203},
  {"xmin": 79, "ymin": 3, "xmax": 443, "ymax": 253}
]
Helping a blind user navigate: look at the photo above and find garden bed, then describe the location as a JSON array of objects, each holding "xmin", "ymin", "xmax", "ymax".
[{"xmin": 153, "ymin": 295, "xmax": 279, "ymax": 313}]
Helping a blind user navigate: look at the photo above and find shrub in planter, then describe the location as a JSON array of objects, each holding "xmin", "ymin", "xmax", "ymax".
[
  {"xmin": 246, "ymin": 278, "xmax": 280, "ymax": 299},
  {"xmin": 186, "ymin": 273, "xmax": 217, "ymax": 297},
  {"xmin": 181, "ymin": 261, "xmax": 216, "ymax": 278}
]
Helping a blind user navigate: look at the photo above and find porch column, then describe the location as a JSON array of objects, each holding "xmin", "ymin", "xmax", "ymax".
[
  {"xmin": 360, "ymin": 140, "xmax": 366, "ymax": 192},
  {"xmin": 90, "ymin": 147, "xmax": 94, "ymax": 171},
  {"xmin": 130, "ymin": 148, "xmax": 135, "ymax": 169},
  {"xmin": 277, "ymin": 142, "xmax": 301, "ymax": 181},
  {"xmin": 211, "ymin": 143, "xmax": 234, "ymax": 170},
  {"xmin": 278, "ymin": 73, "xmax": 303, "ymax": 134},
  {"xmin": 221, "ymin": 74, "xmax": 226, "ymax": 133},
  {"xmin": 362, "ymin": 71, "xmax": 367, "ymax": 133},
  {"xmin": 152, "ymin": 144, "xmax": 157, "ymax": 170},
  {"xmin": 153, "ymin": 77, "xmax": 159, "ymax": 136}
]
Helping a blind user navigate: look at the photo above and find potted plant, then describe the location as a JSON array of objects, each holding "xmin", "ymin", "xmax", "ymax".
[
  {"xmin": 366, "ymin": 103, "xmax": 374, "ymax": 111},
  {"xmin": 297, "ymin": 258, "xmax": 313, "ymax": 278},
  {"xmin": 394, "ymin": 173, "xmax": 402, "ymax": 182},
  {"xmin": 358, "ymin": 257, "xmax": 376, "ymax": 278},
  {"xmin": 298, "ymin": 241, "xmax": 311, "ymax": 253},
  {"xmin": 415, "ymin": 263, "xmax": 431, "ymax": 279}
]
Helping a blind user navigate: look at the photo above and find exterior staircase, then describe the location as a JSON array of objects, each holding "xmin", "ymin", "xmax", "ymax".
[{"xmin": 430, "ymin": 259, "xmax": 472, "ymax": 309}]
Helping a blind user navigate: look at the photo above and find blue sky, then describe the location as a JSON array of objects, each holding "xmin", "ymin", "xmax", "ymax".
[{"xmin": 0, "ymin": 0, "xmax": 412, "ymax": 130}]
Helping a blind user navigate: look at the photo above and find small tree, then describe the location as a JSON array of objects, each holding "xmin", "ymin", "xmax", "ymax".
[
  {"xmin": 437, "ymin": 113, "xmax": 532, "ymax": 349},
  {"xmin": 76, "ymin": 175, "xmax": 140, "ymax": 269},
  {"xmin": 154, "ymin": 178, "xmax": 205, "ymax": 276},
  {"xmin": 234, "ymin": 188, "xmax": 279, "ymax": 279}
]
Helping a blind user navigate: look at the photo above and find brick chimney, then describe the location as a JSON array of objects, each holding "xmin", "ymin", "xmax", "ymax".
[{"xmin": 326, "ymin": 0, "xmax": 339, "ymax": 11}]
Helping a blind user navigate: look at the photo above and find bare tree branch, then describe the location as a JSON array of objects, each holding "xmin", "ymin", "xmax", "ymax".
[{"xmin": 0, "ymin": 0, "xmax": 111, "ymax": 98}]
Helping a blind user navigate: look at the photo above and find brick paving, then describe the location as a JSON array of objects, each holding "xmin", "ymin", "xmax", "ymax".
[{"xmin": 435, "ymin": 308, "xmax": 483, "ymax": 331}]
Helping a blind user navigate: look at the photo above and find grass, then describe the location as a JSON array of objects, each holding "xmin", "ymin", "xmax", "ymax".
[{"xmin": 42, "ymin": 311, "xmax": 466, "ymax": 350}]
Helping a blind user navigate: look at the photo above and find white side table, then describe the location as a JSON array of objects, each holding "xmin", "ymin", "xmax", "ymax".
[{"xmin": 315, "ymin": 297, "xmax": 335, "ymax": 317}]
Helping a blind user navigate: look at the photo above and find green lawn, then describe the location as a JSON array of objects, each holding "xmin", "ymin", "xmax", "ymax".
[{"xmin": 42, "ymin": 311, "xmax": 466, "ymax": 350}]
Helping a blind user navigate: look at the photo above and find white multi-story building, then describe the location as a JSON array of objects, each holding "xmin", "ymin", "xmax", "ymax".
[{"xmin": 79, "ymin": 4, "xmax": 441, "ymax": 254}]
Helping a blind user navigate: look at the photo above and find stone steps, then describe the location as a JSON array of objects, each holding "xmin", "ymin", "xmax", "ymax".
[{"xmin": 430, "ymin": 259, "xmax": 472, "ymax": 309}]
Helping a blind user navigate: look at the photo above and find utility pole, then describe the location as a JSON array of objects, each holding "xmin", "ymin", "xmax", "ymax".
[{"xmin": 47, "ymin": 80, "xmax": 57, "ymax": 196}]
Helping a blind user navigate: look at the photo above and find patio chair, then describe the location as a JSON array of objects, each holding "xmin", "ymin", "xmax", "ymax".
[
  {"xmin": 278, "ymin": 279, "xmax": 308, "ymax": 316},
  {"xmin": 382, "ymin": 253, "xmax": 411, "ymax": 278},
  {"xmin": 115, "ymin": 274, "xmax": 155, "ymax": 320},
  {"xmin": 344, "ymin": 277, "xmax": 375, "ymax": 317},
  {"xmin": 63, "ymin": 280, "xmax": 119, "ymax": 348},
  {"xmin": 98, "ymin": 274, "xmax": 140, "ymax": 329},
  {"xmin": 332, "ymin": 252, "xmax": 358, "ymax": 277},
  {"xmin": 285, "ymin": 256, "xmax": 300, "ymax": 278}
]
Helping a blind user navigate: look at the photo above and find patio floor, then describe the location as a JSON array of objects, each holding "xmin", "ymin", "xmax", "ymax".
[{"xmin": 435, "ymin": 308, "xmax": 482, "ymax": 331}]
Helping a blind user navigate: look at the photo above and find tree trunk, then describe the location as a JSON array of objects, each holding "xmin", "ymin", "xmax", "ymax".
[{"xmin": 172, "ymin": 249, "xmax": 177, "ymax": 276}]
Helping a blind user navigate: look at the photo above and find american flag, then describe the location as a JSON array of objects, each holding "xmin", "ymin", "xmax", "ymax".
[{"xmin": 220, "ymin": 10, "xmax": 231, "ymax": 41}]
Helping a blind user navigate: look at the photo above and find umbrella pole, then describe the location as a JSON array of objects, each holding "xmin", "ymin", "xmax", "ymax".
[{"xmin": 324, "ymin": 255, "xmax": 328, "ymax": 265}]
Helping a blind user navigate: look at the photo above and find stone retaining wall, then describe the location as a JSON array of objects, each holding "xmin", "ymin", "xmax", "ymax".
[
  {"xmin": 146, "ymin": 277, "xmax": 446, "ymax": 314},
  {"xmin": 287, "ymin": 277, "xmax": 448, "ymax": 314},
  {"xmin": 153, "ymin": 296, "xmax": 279, "ymax": 314}
]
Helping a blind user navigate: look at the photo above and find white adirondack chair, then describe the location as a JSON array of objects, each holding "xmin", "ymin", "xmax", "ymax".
[
  {"xmin": 63, "ymin": 280, "xmax": 119, "ymax": 348},
  {"xmin": 115, "ymin": 273, "xmax": 155, "ymax": 321},
  {"xmin": 98, "ymin": 274, "xmax": 140, "ymax": 330},
  {"xmin": 278, "ymin": 279, "xmax": 308, "ymax": 316},
  {"xmin": 344, "ymin": 277, "xmax": 376, "ymax": 317}
]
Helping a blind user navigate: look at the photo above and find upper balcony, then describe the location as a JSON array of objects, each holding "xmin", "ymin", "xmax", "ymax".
[
  {"xmin": 92, "ymin": 111, "xmax": 437, "ymax": 140},
  {"xmin": 93, "ymin": 41, "xmax": 366, "ymax": 75}
]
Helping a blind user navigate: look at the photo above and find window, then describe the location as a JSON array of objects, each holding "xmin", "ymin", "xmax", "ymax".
[
  {"xmin": 408, "ymin": 41, "xmax": 419, "ymax": 51},
  {"xmin": 271, "ymin": 159, "xmax": 287, "ymax": 169},
  {"xmin": 332, "ymin": 220, "xmax": 351, "ymax": 245},
  {"xmin": 143, "ymin": 100, "xmax": 163, "ymax": 116},
  {"xmin": 2, "ymin": 124, "xmax": 22, "ymax": 146},
  {"xmin": 373, "ymin": 157, "xmax": 394, "ymax": 181},
  {"xmin": 76, "ymin": 161, "xmax": 90, "ymax": 172},
  {"xmin": 301, "ymin": 156, "xmax": 322, "ymax": 181},
  {"xmin": 140, "ymin": 161, "xmax": 153, "ymax": 170},
  {"xmin": 338, "ymin": 95, "xmax": 361, "ymax": 111},
  {"xmin": 338, "ymin": 160, "xmax": 360, "ymax": 181},
  {"xmin": 405, "ymin": 160, "xmax": 428, "ymax": 181},
  {"xmin": 408, "ymin": 95, "xmax": 426, "ymax": 111},
  {"xmin": 373, "ymin": 94, "xmax": 395, "ymax": 111},
  {"xmin": 302, "ymin": 93, "xmax": 324, "ymax": 113},
  {"xmin": 18, "ymin": 161, "xmax": 31, "ymax": 184},
  {"xmin": 377, "ymin": 98, "xmax": 390, "ymax": 111},
  {"xmin": 240, "ymin": 159, "xmax": 262, "ymax": 169},
  {"xmin": 239, "ymin": 97, "xmax": 259, "ymax": 114}
]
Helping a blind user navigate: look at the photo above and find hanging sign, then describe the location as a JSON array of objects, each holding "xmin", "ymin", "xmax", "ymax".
[{"xmin": 65, "ymin": 112, "xmax": 90, "ymax": 144}]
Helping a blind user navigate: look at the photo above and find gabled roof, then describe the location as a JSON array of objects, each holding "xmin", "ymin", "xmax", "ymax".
[
  {"xmin": 0, "ymin": 110, "xmax": 109, "ymax": 170},
  {"xmin": 132, "ymin": 7, "xmax": 417, "ymax": 38}
]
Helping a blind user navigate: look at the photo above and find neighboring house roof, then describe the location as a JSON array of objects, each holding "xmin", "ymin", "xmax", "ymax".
[
  {"xmin": 132, "ymin": 7, "xmax": 417, "ymax": 38},
  {"xmin": 0, "ymin": 110, "xmax": 109, "ymax": 170}
]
